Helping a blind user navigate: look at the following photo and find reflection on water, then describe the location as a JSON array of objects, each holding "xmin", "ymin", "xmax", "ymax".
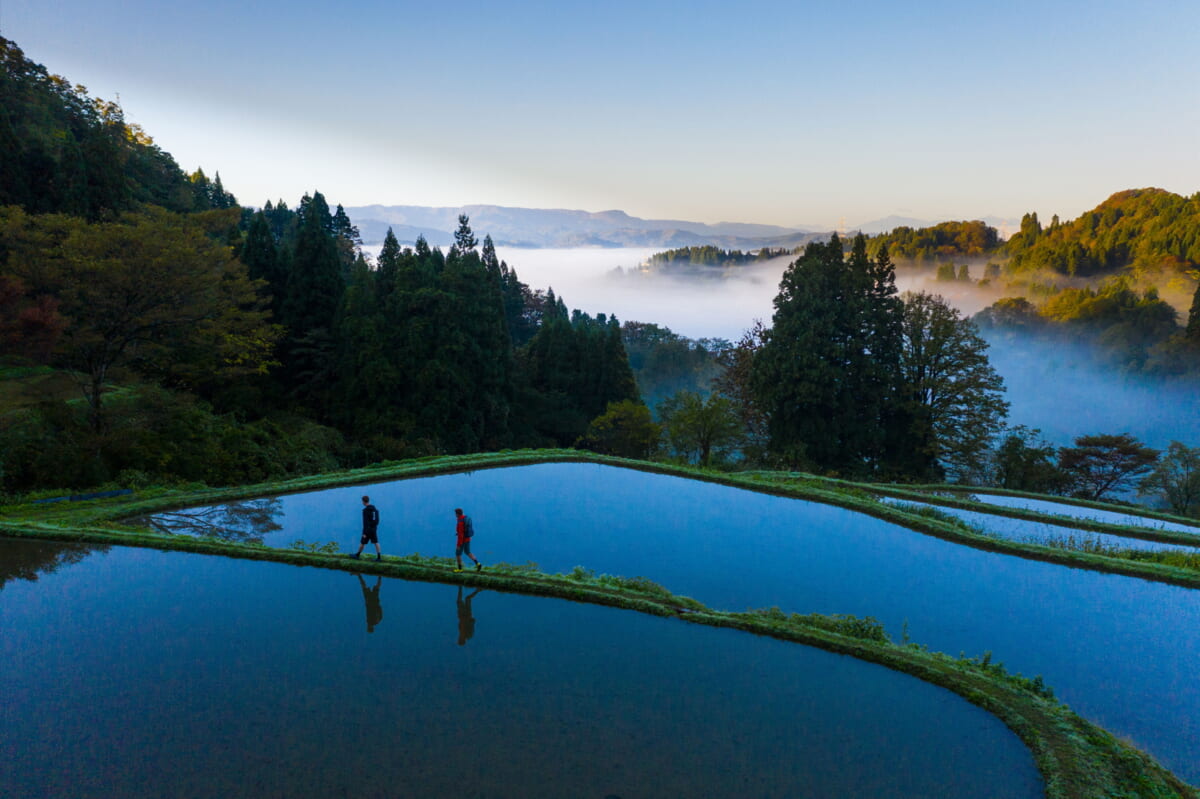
[
  {"xmin": 139, "ymin": 498, "xmax": 283, "ymax": 543},
  {"xmin": 173, "ymin": 462, "xmax": 1200, "ymax": 782},
  {"xmin": 0, "ymin": 544, "xmax": 1041, "ymax": 798},
  {"xmin": 882, "ymin": 498, "xmax": 1200, "ymax": 554},
  {"xmin": 456, "ymin": 586, "xmax": 482, "ymax": 646},
  {"xmin": 357, "ymin": 574, "xmax": 383, "ymax": 633},
  {"xmin": 0, "ymin": 538, "xmax": 106, "ymax": 591}
]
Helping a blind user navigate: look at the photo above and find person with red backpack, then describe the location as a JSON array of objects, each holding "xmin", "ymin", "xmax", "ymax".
[{"xmin": 454, "ymin": 507, "xmax": 482, "ymax": 573}]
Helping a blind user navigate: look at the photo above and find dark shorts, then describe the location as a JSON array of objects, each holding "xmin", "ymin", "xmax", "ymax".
[
  {"xmin": 456, "ymin": 539, "xmax": 472, "ymax": 557},
  {"xmin": 361, "ymin": 527, "xmax": 379, "ymax": 545}
]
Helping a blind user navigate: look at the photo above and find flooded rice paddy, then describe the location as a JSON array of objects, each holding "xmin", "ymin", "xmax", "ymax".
[
  {"xmin": 141, "ymin": 462, "xmax": 1200, "ymax": 783},
  {"xmin": 0, "ymin": 539, "xmax": 1042, "ymax": 799}
]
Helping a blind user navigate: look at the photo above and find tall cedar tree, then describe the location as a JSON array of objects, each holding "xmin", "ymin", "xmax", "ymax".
[
  {"xmin": 751, "ymin": 234, "xmax": 906, "ymax": 473},
  {"xmin": 519, "ymin": 307, "xmax": 639, "ymax": 446},
  {"xmin": 279, "ymin": 192, "xmax": 345, "ymax": 414}
]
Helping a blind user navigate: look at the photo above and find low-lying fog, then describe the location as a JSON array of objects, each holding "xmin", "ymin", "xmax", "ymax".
[{"xmin": 369, "ymin": 245, "xmax": 1198, "ymax": 450}]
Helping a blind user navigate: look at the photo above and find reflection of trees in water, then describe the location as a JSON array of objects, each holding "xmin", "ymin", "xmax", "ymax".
[
  {"xmin": 140, "ymin": 499, "xmax": 283, "ymax": 544},
  {"xmin": 0, "ymin": 538, "xmax": 108, "ymax": 591}
]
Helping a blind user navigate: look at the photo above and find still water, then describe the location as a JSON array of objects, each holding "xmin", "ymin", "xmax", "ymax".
[
  {"xmin": 881, "ymin": 498, "xmax": 1200, "ymax": 553},
  {"xmin": 964, "ymin": 492, "xmax": 1200, "ymax": 534},
  {"xmin": 143, "ymin": 462, "xmax": 1200, "ymax": 783},
  {"xmin": 0, "ymin": 539, "xmax": 1041, "ymax": 799}
]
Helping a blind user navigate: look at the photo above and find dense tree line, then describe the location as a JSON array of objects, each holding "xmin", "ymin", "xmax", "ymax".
[
  {"xmin": 1005, "ymin": 189, "xmax": 1200, "ymax": 278},
  {"xmin": 620, "ymin": 322, "xmax": 725, "ymax": 408},
  {"xmin": 975, "ymin": 277, "xmax": 1200, "ymax": 377},
  {"xmin": 743, "ymin": 235, "xmax": 1009, "ymax": 479},
  {"xmin": 0, "ymin": 37, "xmax": 232, "ymax": 218},
  {"xmin": 644, "ymin": 245, "xmax": 795, "ymax": 269},
  {"xmin": 4, "ymin": 36, "xmax": 1198, "ymax": 511},
  {"xmin": 0, "ymin": 39, "xmax": 645, "ymax": 493},
  {"xmin": 867, "ymin": 220, "xmax": 1001, "ymax": 263}
]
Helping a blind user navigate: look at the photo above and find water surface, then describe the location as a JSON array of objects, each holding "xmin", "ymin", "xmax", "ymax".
[
  {"xmin": 143, "ymin": 462, "xmax": 1200, "ymax": 783},
  {"xmin": 965, "ymin": 492, "xmax": 1200, "ymax": 535},
  {"xmin": 881, "ymin": 498, "xmax": 1200, "ymax": 553},
  {"xmin": 0, "ymin": 539, "xmax": 1041, "ymax": 799}
]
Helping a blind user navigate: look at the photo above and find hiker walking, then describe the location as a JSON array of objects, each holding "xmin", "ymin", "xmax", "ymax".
[
  {"xmin": 454, "ymin": 507, "xmax": 482, "ymax": 573},
  {"xmin": 353, "ymin": 495, "xmax": 382, "ymax": 561}
]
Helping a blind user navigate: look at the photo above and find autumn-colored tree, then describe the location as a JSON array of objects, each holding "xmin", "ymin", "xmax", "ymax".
[
  {"xmin": 0, "ymin": 206, "xmax": 279, "ymax": 430},
  {"xmin": 0, "ymin": 274, "xmax": 66, "ymax": 362}
]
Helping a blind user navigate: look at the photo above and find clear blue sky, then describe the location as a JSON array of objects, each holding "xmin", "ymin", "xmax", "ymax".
[{"xmin": 3, "ymin": 0, "xmax": 1197, "ymax": 228}]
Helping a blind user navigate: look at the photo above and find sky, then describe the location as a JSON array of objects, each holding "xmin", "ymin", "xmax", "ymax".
[{"xmin": 3, "ymin": 0, "xmax": 1198, "ymax": 228}]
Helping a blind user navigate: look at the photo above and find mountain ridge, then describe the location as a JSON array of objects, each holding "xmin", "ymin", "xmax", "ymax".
[{"xmin": 346, "ymin": 203, "xmax": 822, "ymax": 249}]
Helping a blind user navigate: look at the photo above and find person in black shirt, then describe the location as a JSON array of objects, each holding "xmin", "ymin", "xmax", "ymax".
[
  {"xmin": 352, "ymin": 495, "xmax": 381, "ymax": 561},
  {"xmin": 358, "ymin": 574, "xmax": 383, "ymax": 632}
]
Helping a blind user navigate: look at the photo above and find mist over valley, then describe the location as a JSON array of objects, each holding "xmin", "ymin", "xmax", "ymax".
[{"xmin": 360, "ymin": 239, "xmax": 1196, "ymax": 452}]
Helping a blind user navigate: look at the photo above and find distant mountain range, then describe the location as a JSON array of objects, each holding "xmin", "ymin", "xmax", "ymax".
[
  {"xmin": 345, "ymin": 203, "xmax": 1021, "ymax": 249},
  {"xmin": 346, "ymin": 204, "xmax": 829, "ymax": 249}
]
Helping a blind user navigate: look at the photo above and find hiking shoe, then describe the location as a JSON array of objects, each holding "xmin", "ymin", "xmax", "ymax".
[
  {"xmin": 453, "ymin": 568, "xmax": 463, "ymax": 573},
  {"xmin": 350, "ymin": 553, "xmax": 359, "ymax": 559},
  {"xmin": 475, "ymin": 563, "xmax": 483, "ymax": 572},
  {"xmin": 376, "ymin": 554, "xmax": 382, "ymax": 561}
]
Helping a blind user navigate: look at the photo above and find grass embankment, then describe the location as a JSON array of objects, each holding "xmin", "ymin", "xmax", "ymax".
[
  {"xmin": 0, "ymin": 522, "xmax": 1194, "ymax": 799},
  {"xmin": 5, "ymin": 448, "xmax": 1200, "ymax": 588},
  {"xmin": 738, "ymin": 469, "xmax": 1200, "ymax": 588}
]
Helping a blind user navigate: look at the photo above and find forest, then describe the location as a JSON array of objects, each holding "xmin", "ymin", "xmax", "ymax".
[
  {"xmin": 642, "ymin": 245, "xmax": 795, "ymax": 269},
  {"xmin": 2, "ymin": 34, "xmax": 1199, "ymax": 516}
]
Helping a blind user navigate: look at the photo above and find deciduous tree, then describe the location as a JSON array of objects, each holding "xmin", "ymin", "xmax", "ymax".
[
  {"xmin": 658, "ymin": 390, "xmax": 742, "ymax": 467},
  {"xmin": 1058, "ymin": 433, "xmax": 1159, "ymax": 501},
  {"xmin": 0, "ymin": 207, "xmax": 278, "ymax": 430},
  {"xmin": 1138, "ymin": 441, "xmax": 1200, "ymax": 517},
  {"xmin": 899, "ymin": 292, "xmax": 1009, "ymax": 482},
  {"xmin": 577, "ymin": 400, "xmax": 659, "ymax": 459}
]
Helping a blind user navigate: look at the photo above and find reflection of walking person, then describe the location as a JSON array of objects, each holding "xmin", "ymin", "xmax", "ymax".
[
  {"xmin": 353, "ymin": 495, "xmax": 381, "ymax": 560},
  {"xmin": 358, "ymin": 574, "xmax": 383, "ymax": 633},
  {"xmin": 457, "ymin": 585, "xmax": 482, "ymax": 646},
  {"xmin": 454, "ymin": 507, "xmax": 481, "ymax": 573}
]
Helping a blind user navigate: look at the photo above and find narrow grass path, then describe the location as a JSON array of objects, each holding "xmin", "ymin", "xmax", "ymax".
[{"xmin": 6, "ymin": 449, "xmax": 1200, "ymax": 588}]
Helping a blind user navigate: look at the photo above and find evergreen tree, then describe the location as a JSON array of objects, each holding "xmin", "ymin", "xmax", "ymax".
[
  {"xmin": 332, "ymin": 255, "xmax": 396, "ymax": 439},
  {"xmin": 751, "ymin": 234, "xmax": 905, "ymax": 473},
  {"xmin": 240, "ymin": 211, "xmax": 283, "ymax": 313},
  {"xmin": 280, "ymin": 191, "xmax": 344, "ymax": 413},
  {"xmin": 375, "ymin": 228, "xmax": 403, "ymax": 304},
  {"xmin": 453, "ymin": 213, "xmax": 478, "ymax": 254}
]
